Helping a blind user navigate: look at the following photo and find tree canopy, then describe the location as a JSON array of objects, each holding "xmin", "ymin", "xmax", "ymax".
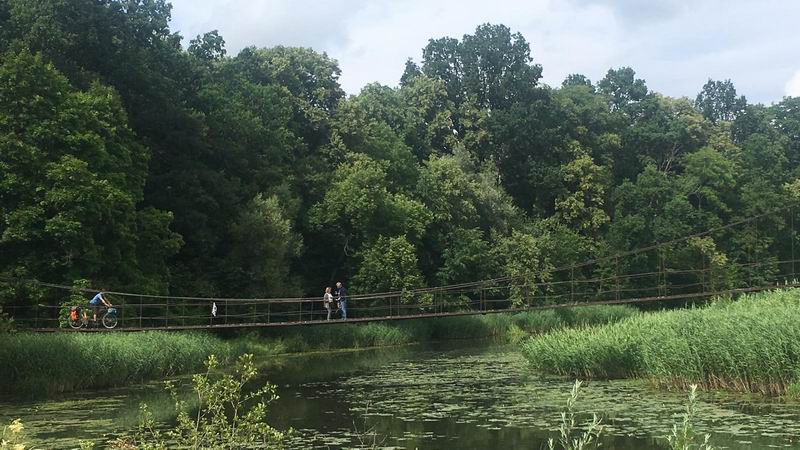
[{"xmin": 0, "ymin": 4, "xmax": 797, "ymax": 309}]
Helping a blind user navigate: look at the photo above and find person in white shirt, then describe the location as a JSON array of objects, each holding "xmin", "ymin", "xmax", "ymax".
[{"xmin": 323, "ymin": 286, "xmax": 334, "ymax": 321}]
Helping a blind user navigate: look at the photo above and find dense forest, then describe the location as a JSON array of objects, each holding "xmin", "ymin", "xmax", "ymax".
[{"xmin": 1, "ymin": 0, "xmax": 800, "ymax": 309}]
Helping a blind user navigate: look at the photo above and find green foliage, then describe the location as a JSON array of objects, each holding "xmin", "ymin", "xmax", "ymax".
[
  {"xmin": 492, "ymin": 230, "xmax": 554, "ymax": 306},
  {"xmin": 188, "ymin": 30, "xmax": 226, "ymax": 61},
  {"xmin": 547, "ymin": 380, "xmax": 603, "ymax": 450},
  {"xmin": 352, "ymin": 235, "xmax": 429, "ymax": 304},
  {"xmin": 666, "ymin": 385, "xmax": 715, "ymax": 450},
  {"xmin": 0, "ymin": 49, "xmax": 179, "ymax": 293},
  {"xmin": 544, "ymin": 381, "xmax": 716, "ymax": 450},
  {"xmin": 436, "ymin": 228, "xmax": 498, "ymax": 285},
  {"xmin": 0, "ymin": 331, "xmax": 229, "ymax": 395},
  {"xmin": 117, "ymin": 354, "xmax": 287, "ymax": 449},
  {"xmin": 0, "ymin": 6, "xmax": 797, "ymax": 326},
  {"xmin": 695, "ymin": 79, "xmax": 746, "ymax": 124},
  {"xmin": 554, "ymin": 143, "xmax": 611, "ymax": 234},
  {"xmin": 1, "ymin": 418, "xmax": 27, "ymax": 450},
  {"xmin": 228, "ymin": 194, "xmax": 302, "ymax": 297},
  {"xmin": 309, "ymin": 154, "xmax": 431, "ymax": 242},
  {"xmin": 0, "ymin": 306, "xmax": 636, "ymax": 395},
  {"xmin": 521, "ymin": 289, "xmax": 800, "ymax": 395},
  {"xmin": 58, "ymin": 279, "xmax": 91, "ymax": 328},
  {"xmin": 598, "ymin": 66, "xmax": 648, "ymax": 110}
]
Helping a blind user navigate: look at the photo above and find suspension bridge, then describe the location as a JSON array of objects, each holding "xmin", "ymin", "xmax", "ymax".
[{"xmin": 3, "ymin": 206, "xmax": 800, "ymax": 332}]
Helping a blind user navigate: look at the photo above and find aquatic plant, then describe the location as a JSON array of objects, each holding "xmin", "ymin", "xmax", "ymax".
[
  {"xmin": 1, "ymin": 419, "xmax": 27, "ymax": 450},
  {"xmin": 351, "ymin": 402, "xmax": 385, "ymax": 449},
  {"xmin": 666, "ymin": 385, "xmax": 714, "ymax": 450},
  {"xmin": 521, "ymin": 289, "xmax": 800, "ymax": 395},
  {"xmin": 547, "ymin": 380, "xmax": 603, "ymax": 450},
  {"xmin": 112, "ymin": 354, "xmax": 288, "ymax": 449}
]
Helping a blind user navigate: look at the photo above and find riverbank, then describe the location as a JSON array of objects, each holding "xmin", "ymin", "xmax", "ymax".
[
  {"xmin": 521, "ymin": 289, "xmax": 800, "ymax": 396},
  {"xmin": 0, "ymin": 305, "xmax": 635, "ymax": 395}
]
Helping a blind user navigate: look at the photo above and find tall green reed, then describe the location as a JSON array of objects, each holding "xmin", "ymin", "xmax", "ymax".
[{"xmin": 521, "ymin": 289, "xmax": 800, "ymax": 395}]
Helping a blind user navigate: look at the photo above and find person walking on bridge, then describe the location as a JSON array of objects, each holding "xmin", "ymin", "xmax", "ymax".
[
  {"xmin": 336, "ymin": 281, "xmax": 348, "ymax": 320},
  {"xmin": 323, "ymin": 287, "xmax": 334, "ymax": 321}
]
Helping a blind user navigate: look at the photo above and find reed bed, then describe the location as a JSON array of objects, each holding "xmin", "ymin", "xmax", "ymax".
[
  {"xmin": 0, "ymin": 331, "xmax": 227, "ymax": 395},
  {"xmin": 521, "ymin": 289, "xmax": 800, "ymax": 395},
  {"xmin": 0, "ymin": 305, "xmax": 635, "ymax": 395}
]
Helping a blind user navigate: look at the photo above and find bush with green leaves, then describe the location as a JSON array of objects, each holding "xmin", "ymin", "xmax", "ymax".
[
  {"xmin": 58, "ymin": 279, "xmax": 90, "ymax": 328},
  {"xmin": 547, "ymin": 380, "xmax": 603, "ymax": 450},
  {"xmin": 666, "ymin": 385, "xmax": 714, "ymax": 450},
  {"xmin": 1, "ymin": 419, "xmax": 27, "ymax": 450},
  {"xmin": 114, "ymin": 354, "xmax": 288, "ymax": 449}
]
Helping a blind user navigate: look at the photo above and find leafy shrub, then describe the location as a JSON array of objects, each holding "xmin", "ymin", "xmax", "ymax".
[
  {"xmin": 112, "ymin": 354, "xmax": 288, "ymax": 449},
  {"xmin": 666, "ymin": 385, "xmax": 715, "ymax": 450},
  {"xmin": 548, "ymin": 380, "xmax": 603, "ymax": 450}
]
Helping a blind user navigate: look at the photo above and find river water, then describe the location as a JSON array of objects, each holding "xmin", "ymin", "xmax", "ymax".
[{"xmin": 2, "ymin": 341, "xmax": 800, "ymax": 449}]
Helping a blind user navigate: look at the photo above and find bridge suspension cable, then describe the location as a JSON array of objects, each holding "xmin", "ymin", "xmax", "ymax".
[{"xmin": 2, "ymin": 203, "xmax": 798, "ymax": 331}]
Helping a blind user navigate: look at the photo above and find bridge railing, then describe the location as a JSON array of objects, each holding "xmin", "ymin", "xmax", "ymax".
[{"xmin": 3, "ymin": 207, "xmax": 800, "ymax": 330}]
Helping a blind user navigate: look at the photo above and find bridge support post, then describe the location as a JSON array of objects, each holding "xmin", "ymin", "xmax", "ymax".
[
  {"xmin": 570, "ymin": 268, "xmax": 575, "ymax": 303},
  {"xmin": 660, "ymin": 250, "xmax": 667, "ymax": 297},
  {"xmin": 615, "ymin": 257, "xmax": 620, "ymax": 302},
  {"xmin": 792, "ymin": 207, "xmax": 796, "ymax": 278}
]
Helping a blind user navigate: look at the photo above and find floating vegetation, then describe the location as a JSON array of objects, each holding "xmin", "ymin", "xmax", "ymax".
[{"xmin": 3, "ymin": 344, "xmax": 800, "ymax": 449}]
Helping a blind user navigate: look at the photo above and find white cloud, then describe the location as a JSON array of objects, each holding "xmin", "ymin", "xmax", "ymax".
[
  {"xmin": 787, "ymin": 70, "xmax": 800, "ymax": 98},
  {"xmin": 167, "ymin": 0, "xmax": 800, "ymax": 104}
]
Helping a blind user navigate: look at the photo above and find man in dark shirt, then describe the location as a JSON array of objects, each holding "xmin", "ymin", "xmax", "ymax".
[{"xmin": 335, "ymin": 281, "xmax": 348, "ymax": 320}]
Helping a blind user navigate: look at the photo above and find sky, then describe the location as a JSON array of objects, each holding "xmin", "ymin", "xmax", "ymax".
[{"xmin": 168, "ymin": 0, "xmax": 800, "ymax": 104}]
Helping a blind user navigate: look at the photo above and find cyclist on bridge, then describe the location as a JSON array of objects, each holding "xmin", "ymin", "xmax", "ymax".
[{"xmin": 86, "ymin": 289, "xmax": 113, "ymax": 324}]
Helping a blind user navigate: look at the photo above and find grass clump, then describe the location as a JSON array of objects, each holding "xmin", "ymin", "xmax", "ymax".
[
  {"xmin": 521, "ymin": 289, "xmax": 800, "ymax": 395},
  {"xmin": 0, "ymin": 331, "xmax": 229, "ymax": 395}
]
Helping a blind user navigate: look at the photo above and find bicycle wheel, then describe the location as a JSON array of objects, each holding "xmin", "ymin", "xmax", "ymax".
[
  {"xmin": 68, "ymin": 307, "xmax": 84, "ymax": 329},
  {"xmin": 102, "ymin": 311, "xmax": 118, "ymax": 329}
]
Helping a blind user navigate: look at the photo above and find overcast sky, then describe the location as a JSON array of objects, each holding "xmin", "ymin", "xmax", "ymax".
[{"xmin": 168, "ymin": 0, "xmax": 800, "ymax": 104}]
